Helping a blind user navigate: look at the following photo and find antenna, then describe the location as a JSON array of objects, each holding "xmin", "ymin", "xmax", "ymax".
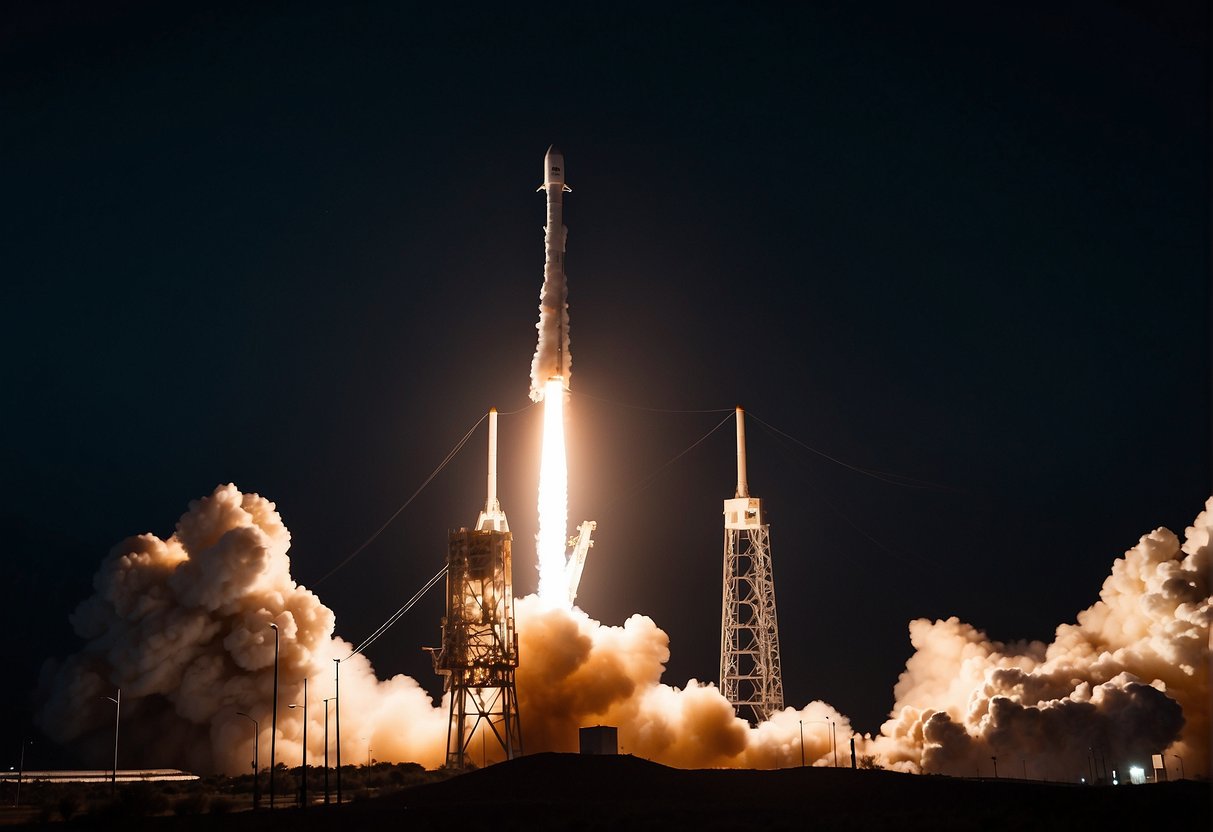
[
  {"xmin": 735, "ymin": 406, "xmax": 749, "ymax": 498},
  {"xmin": 476, "ymin": 408, "xmax": 509, "ymax": 533}
]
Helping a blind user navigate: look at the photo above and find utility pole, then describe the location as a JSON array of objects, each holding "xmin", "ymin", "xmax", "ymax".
[{"xmin": 334, "ymin": 658, "xmax": 342, "ymax": 804}]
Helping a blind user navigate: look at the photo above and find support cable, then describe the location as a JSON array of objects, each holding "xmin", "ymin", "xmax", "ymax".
[
  {"xmin": 568, "ymin": 389, "xmax": 734, "ymax": 414},
  {"xmin": 599, "ymin": 411, "xmax": 735, "ymax": 517},
  {"xmin": 314, "ymin": 414, "xmax": 488, "ymax": 587},
  {"xmin": 342, "ymin": 564, "xmax": 448, "ymax": 660},
  {"xmin": 748, "ymin": 412, "xmax": 951, "ymax": 491}
]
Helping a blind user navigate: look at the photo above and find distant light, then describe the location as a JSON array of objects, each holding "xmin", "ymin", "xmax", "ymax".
[
  {"xmin": 1129, "ymin": 766, "xmax": 1145, "ymax": 785},
  {"xmin": 1080, "ymin": 777, "xmax": 1086, "ymax": 784}
]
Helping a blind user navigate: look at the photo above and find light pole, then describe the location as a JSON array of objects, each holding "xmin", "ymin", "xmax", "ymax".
[
  {"xmin": 798, "ymin": 720, "xmax": 805, "ymax": 768},
  {"xmin": 827, "ymin": 719, "xmax": 838, "ymax": 767},
  {"xmin": 288, "ymin": 676, "xmax": 308, "ymax": 808},
  {"xmin": 991, "ymin": 756, "xmax": 999, "ymax": 779},
  {"xmin": 322, "ymin": 698, "xmax": 331, "ymax": 804},
  {"xmin": 235, "ymin": 712, "xmax": 259, "ymax": 810},
  {"xmin": 1173, "ymin": 754, "xmax": 1184, "ymax": 780},
  {"xmin": 805, "ymin": 720, "xmax": 830, "ymax": 764},
  {"xmin": 334, "ymin": 658, "xmax": 342, "ymax": 805},
  {"xmin": 14, "ymin": 740, "xmax": 32, "ymax": 808},
  {"xmin": 105, "ymin": 688, "xmax": 121, "ymax": 794},
  {"xmin": 362, "ymin": 737, "xmax": 369, "ymax": 769},
  {"xmin": 269, "ymin": 622, "xmax": 279, "ymax": 809}
]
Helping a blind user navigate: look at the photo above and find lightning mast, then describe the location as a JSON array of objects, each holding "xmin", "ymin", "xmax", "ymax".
[
  {"xmin": 432, "ymin": 409, "xmax": 522, "ymax": 767},
  {"xmin": 720, "ymin": 406, "xmax": 785, "ymax": 723}
]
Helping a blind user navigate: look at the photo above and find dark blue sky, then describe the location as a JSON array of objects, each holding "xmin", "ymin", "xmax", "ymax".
[{"xmin": 2, "ymin": 1, "xmax": 1208, "ymax": 766}]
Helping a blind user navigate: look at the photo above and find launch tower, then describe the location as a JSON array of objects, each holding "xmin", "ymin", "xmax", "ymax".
[
  {"xmin": 432, "ymin": 409, "xmax": 522, "ymax": 766},
  {"xmin": 720, "ymin": 406, "xmax": 785, "ymax": 723}
]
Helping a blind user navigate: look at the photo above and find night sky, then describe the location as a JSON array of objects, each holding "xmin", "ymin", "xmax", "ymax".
[{"xmin": 3, "ymin": 1, "xmax": 1208, "ymax": 767}]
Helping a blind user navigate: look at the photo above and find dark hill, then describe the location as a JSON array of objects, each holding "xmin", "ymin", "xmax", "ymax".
[{"xmin": 34, "ymin": 753, "xmax": 1212, "ymax": 832}]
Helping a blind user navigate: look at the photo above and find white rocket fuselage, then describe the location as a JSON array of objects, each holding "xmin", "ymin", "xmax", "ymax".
[{"xmin": 541, "ymin": 145, "xmax": 571, "ymax": 379}]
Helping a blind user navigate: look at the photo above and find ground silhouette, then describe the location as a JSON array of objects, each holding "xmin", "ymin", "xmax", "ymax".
[{"xmin": 15, "ymin": 753, "xmax": 1211, "ymax": 831}]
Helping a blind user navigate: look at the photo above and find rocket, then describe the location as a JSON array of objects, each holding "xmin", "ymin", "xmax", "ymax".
[{"xmin": 530, "ymin": 145, "xmax": 573, "ymax": 398}]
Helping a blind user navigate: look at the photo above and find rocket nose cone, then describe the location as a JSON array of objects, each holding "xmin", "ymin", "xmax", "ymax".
[{"xmin": 543, "ymin": 144, "xmax": 566, "ymax": 186}]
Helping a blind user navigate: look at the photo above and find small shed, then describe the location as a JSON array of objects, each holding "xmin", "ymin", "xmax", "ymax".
[{"xmin": 578, "ymin": 725, "xmax": 619, "ymax": 755}]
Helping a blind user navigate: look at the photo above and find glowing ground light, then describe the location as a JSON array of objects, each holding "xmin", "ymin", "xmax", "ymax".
[{"xmin": 536, "ymin": 377, "xmax": 568, "ymax": 604}]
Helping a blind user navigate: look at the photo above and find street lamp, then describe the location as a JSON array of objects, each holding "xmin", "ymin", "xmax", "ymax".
[
  {"xmin": 288, "ymin": 676, "xmax": 308, "ymax": 808},
  {"xmin": 798, "ymin": 720, "xmax": 805, "ymax": 768},
  {"xmin": 269, "ymin": 622, "xmax": 279, "ymax": 810},
  {"xmin": 827, "ymin": 719, "xmax": 838, "ymax": 767},
  {"xmin": 14, "ymin": 740, "xmax": 32, "ymax": 808},
  {"xmin": 322, "ymin": 697, "xmax": 332, "ymax": 804},
  {"xmin": 804, "ymin": 720, "xmax": 831, "ymax": 765},
  {"xmin": 1173, "ymin": 754, "xmax": 1184, "ymax": 780},
  {"xmin": 235, "ymin": 712, "xmax": 259, "ymax": 810},
  {"xmin": 334, "ymin": 658, "xmax": 342, "ymax": 805},
  {"xmin": 105, "ymin": 688, "xmax": 121, "ymax": 794}
]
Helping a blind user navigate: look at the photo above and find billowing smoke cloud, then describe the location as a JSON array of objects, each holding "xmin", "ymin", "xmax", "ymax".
[
  {"xmin": 528, "ymin": 210, "xmax": 570, "ymax": 400},
  {"xmin": 36, "ymin": 484, "xmax": 843, "ymax": 773},
  {"xmin": 37, "ymin": 485, "xmax": 449, "ymax": 773},
  {"xmin": 871, "ymin": 498, "xmax": 1212, "ymax": 779},
  {"xmin": 38, "ymin": 484, "xmax": 1210, "ymax": 780},
  {"xmin": 515, "ymin": 598, "xmax": 847, "ymax": 768}
]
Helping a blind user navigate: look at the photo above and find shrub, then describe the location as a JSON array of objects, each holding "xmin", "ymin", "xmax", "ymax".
[
  {"xmin": 173, "ymin": 792, "xmax": 210, "ymax": 815},
  {"xmin": 58, "ymin": 793, "xmax": 82, "ymax": 821}
]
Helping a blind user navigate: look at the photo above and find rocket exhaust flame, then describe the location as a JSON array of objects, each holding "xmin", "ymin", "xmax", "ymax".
[{"xmin": 537, "ymin": 377, "xmax": 569, "ymax": 604}]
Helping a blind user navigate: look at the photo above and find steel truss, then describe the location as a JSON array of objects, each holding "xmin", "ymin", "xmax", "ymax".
[
  {"xmin": 721, "ymin": 523, "xmax": 784, "ymax": 722},
  {"xmin": 434, "ymin": 528, "xmax": 522, "ymax": 767}
]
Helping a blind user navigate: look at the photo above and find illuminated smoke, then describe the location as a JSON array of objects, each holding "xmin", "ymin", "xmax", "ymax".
[
  {"xmin": 36, "ymin": 485, "xmax": 449, "ymax": 774},
  {"xmin": 37, "ymin": 484, "xmax": 1210, "ymax": 779},
  {"xmin": 871, "ymin": 498, "xmax": 1212, "ymax": 778},
  {"xmin": 528, "ymin": 229, "xmax": 571, "ymax": 402},
  {"xmin": 515, "ymin": 597, "xmax": 847, "ymax": 768}
]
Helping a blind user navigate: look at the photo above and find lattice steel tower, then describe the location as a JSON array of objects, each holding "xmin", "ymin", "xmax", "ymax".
[
  {"xmin": 720, "ymin": 406, "xmax": 785, "ymax": 723},
  {"xmin": 432, "ymin": 408, "xmax": 522, "ymax": 767}
]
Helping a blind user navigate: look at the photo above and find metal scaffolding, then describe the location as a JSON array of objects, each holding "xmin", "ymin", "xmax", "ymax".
[
  {"xmin": 720, "ymin": 407, "xmax": 784, "ymax": 723},
  {"xmin": 430, "ymin": 410, "xmax": 522, "ymax": 767}
]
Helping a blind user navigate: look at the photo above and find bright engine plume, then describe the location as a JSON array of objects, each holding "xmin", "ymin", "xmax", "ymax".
[{"xmin": 536, "ymin": 376, "xmax": 570, "ymax": 604}]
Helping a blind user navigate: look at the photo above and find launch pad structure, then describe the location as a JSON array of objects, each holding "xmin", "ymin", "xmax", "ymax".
[
  {"xmin": 430, "ymin": 409, "xmax": 523, "ymax": 767},
  {"xmin": 720, "ymin": 406, "xmax": 785, "ymax": 723}
]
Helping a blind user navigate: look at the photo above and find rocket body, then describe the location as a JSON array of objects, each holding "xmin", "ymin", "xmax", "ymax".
[{"xmin": 529, "ymin": 145, "xmax": 572, "ymax": 401}]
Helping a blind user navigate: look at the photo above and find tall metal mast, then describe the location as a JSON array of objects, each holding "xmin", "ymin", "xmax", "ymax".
[
  {"xmin": 720, "ymin": 406, "xmax": 784, "ymax": 723},
  {"xmin": 476, "ymin": 408, "xmax": 509, "ymax": 533}
]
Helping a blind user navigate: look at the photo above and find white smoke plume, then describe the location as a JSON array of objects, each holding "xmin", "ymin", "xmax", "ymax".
[
  {"xmin": 37, "ymin": 485, "xmax": 449, "ymax": 773},
  {"xmin": 515, "ymin": 597, "xmax": 847, "ymax": 768},
  {"xmin": 37, "ymin": 484, "xmax": 1210, "ymax": 780},
  {"xmin": 871, "ymin": 497, "xmax": 1212, "ymax": 779},
  {"xmin": 36, "ymin": 484, "xmax": 843, "ymax": 773},
  {"xmin": 528, "ymin": 215, "xmax": 570, "ymax": 401}
]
